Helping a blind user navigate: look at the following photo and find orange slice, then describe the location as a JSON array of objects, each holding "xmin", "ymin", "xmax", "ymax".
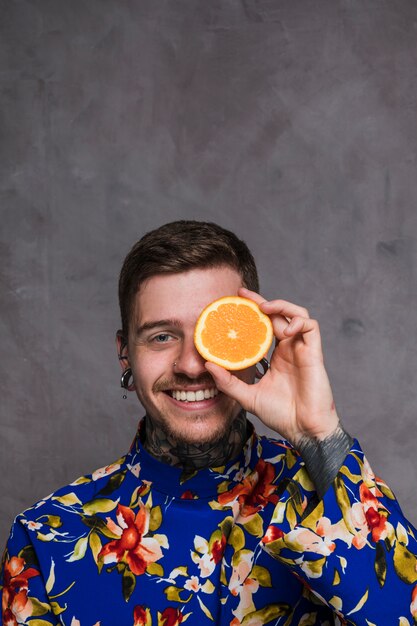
[{"xmin": 194, "ymin": 296, "xmax": 273, "ymax": 370}]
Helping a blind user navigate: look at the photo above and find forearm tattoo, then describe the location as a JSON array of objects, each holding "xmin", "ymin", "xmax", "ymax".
[
  {"xmin": 143, "ymin": 411, "xmax": 250, "ymax": 470},
  {"xmin": 297, "ymin": 424, "xmax": 354, "ymax": 498}
]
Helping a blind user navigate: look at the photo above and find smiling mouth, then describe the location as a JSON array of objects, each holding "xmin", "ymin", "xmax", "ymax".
[{"xmin": 169, "ymin": 388, "xmax": 219, "ymax": 402}]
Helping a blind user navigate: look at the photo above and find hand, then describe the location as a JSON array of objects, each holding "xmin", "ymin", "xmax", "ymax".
[{"xmin": 205, "ymin": 287, "xmax": 340, "ymax": 447}]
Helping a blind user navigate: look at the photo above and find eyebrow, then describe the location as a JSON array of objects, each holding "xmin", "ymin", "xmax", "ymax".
[{"xmin": 135, "ymin": 318, "xmax": 183, "ymax": 336}]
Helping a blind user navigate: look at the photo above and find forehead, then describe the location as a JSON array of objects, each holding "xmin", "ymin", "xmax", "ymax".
[{"xmin": 133, "ymin": 266, "xmax": 243, "ymax": 326}]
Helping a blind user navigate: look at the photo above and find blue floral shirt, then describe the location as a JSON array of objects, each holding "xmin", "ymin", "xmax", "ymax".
[{"xmin": 2, "ymin": 420, "xmax": 417, "ymax": 625}]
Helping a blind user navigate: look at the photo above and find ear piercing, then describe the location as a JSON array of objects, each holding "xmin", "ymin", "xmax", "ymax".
[{"xmin": 120, "ymin": 368, "xmax": 134, "ymax": 399}]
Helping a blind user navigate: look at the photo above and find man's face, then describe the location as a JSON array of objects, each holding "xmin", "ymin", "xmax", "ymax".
[{"xmin": 123, "ymin": 266, "xmax": 255, "ymax": 446}]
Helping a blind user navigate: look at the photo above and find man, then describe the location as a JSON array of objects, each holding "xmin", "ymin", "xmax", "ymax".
[{"xmin": 2, "ymin": 220, "xmax": 416, "ymax": 625}]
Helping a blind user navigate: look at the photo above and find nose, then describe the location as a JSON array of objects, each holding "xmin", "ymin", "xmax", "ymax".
[{"xmin": 174, "ymin": 337, "xmax": 207, "ymax": 379}]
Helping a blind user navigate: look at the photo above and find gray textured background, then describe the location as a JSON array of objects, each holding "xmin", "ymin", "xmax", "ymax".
[{"xmin": 1, "ymin": 0, "xmax": 417, "ymax": 546}]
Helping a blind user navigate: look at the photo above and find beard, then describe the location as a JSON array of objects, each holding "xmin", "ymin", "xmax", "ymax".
[
  {"xmin": 155, "ymin": 405, "xmax": 239, "ymax": 446},
  {"xmin": 135, "ymin": 373, "xmax": 242, "ymax": 449},
  {"xmin": 142, "ymin": 406, "xmax": 248, "ymax": 470}
]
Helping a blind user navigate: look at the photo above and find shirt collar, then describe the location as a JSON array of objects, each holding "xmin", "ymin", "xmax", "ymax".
[{"xmin": 124, "ymin": 416, "xmax": 260, "ymax": 499}]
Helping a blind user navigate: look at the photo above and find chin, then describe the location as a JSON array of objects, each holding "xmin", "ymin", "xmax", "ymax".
[{"xmin": 163, "ymin": 413, "xmax": 235, "ymax": 447}]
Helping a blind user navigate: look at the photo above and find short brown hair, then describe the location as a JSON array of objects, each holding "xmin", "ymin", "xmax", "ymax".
[{"xmin": 118, "ymin": 220, "xmax": 259, "ymax": 336}]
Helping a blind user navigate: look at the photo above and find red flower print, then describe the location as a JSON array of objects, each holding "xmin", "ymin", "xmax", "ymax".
[
  {"xmin": 411, "ymin": 584, "xmax": 417, "ymax": 618},
  {"xmin": 99, "ymin": 503, "xmax": 164, "ymax": 576},
  {"xmin": 359, "ymin": 484, "xmax": 390, "ymax": 542},
  {"xmin": 218, "ymin": 460, "xmax": 278, "ymax": 517},
  {"xmin": 262, "ymin": 525, "xmax": 284, "ymax": 544},
  {"xmin": 180, "ymin": 491, "xmax": 196, "ymax": 500},
  {"xmin": 133, "ymin": 605, "xmax": 151, "ymax": 626},
  {"xmin": 211, "ymin": 534, "xmax": 226, "ymax": 564},
  {"xmin": 2, "ymin": 556, "xmax": 39, "ymax": 625},
  {"xmin": 159, "ymin": 607, "xmax": 184, "ymax": 626}
]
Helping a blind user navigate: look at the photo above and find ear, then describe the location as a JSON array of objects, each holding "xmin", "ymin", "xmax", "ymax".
[{"xmin": 116, "ymin": 330, "xmax": 130, "ymax": 372}]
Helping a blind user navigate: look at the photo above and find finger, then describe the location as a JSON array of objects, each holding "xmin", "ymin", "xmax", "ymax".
[
  {"xmin": 239, "ymin": 291, "xmax": 310, "ymax": 334},
  {"xmin": 283, "ymin": 316, "xmax": 322, "ymax": 348},
  {"xmin": 260, "ymin": 299, "xmax": 310, "ymax": 320},
  {"xmin": 238, "ymin": 286, "xmax": 267, "ymax": 306},
  {"xmin": 269, "ymin": 314, "xmax": 291, "ymax": 340},
  {"xmin": 204, "ymin": 362, "xmax": 255, "ymax": 411}
]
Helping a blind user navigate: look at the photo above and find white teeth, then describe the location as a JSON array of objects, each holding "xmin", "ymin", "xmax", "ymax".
[{"xmin": 171, "ymin": 388, "xmax": 218, "ymax": 402}]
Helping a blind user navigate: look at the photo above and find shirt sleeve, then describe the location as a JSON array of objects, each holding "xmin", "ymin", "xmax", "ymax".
[
  {"xmin": 262, "ymin": 440, "xmax": 417, "ymax": 624},
  {"xmin": 1, "ymin": 517, "xmax": 60, "ymax": 625}
]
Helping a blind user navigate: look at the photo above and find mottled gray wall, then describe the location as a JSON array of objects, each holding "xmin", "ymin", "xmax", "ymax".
[{"xmin": 1, "ymin": 0, "xmax": 417, "ymax": 545}]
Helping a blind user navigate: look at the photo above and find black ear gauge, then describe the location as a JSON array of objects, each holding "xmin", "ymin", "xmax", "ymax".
[{"xmin": 120, "ymin": 368, "xmax": 134, "ymax": 399}]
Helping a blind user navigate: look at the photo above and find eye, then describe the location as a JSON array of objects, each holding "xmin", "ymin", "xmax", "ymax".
[
  {"xmin": 144, "ymin": 331, "xmax": 180, "ymax": 350},
  {"xmin": 152, "ymin": 333, "xmax": 174, "ymax": 344}
]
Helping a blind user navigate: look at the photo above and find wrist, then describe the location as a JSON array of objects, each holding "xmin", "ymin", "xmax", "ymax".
[
  {"xmin": 290, "ymin": 409, "xmax": 341, "ymax": 450},
  {"xmin": 296, "ymin": 423, "xmax": 354, "ymax": 498}
]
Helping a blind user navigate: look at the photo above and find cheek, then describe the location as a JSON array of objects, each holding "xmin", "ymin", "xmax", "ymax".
[{"xmin": 131, "ymin": 350, "xmax": 169, "ymax": 387}]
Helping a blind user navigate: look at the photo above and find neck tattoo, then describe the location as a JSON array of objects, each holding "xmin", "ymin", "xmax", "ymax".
[{"xmin": 143, "ymin": 412, "xmax": 249, "ymax": 470}]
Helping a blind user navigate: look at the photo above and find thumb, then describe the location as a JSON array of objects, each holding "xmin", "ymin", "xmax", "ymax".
[{"xmin": 205, "ymin": 362, "xmax": 255, "ymax": 412}]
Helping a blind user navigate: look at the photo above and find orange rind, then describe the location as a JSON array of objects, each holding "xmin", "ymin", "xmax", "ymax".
[{"xmin": 194, "ymin": 296, "xmax": 273, "ymax": 370}]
